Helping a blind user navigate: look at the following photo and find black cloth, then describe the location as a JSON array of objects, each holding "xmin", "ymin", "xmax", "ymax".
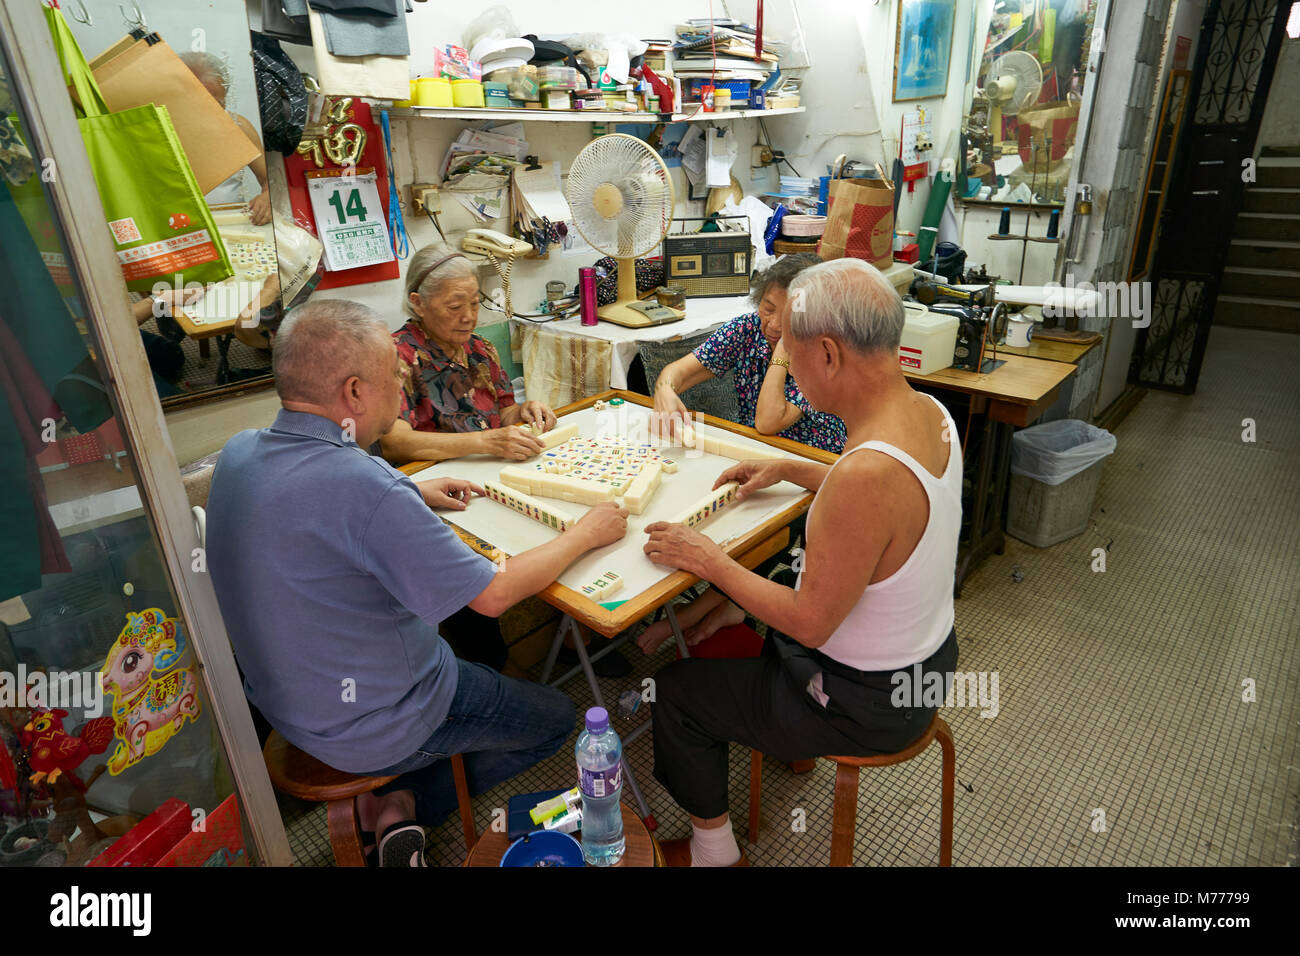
[
  {"xmin": 652, "ymin": 627, "xmax": 958, "ymax": 819},
  {"xmin": 250, "ymin": 33, "xmax": 309, "ymax": 154},
  {"xmin": 260, "ymin": 1, "xmax": 311, "ymax": 43},
  {"xmin": 308, "ymin": 0, "xmax": 401, "ymax": 15},
  {"xmin": 439, "ymin": 604, "xmax": 508, "ymax": 673}
]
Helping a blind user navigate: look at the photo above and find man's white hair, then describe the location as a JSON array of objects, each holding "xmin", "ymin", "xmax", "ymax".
[
  {"xmin": 273, "ymin": 299, "xmax": 390, "ymax": 406},
  {"xmin": 786, "ymin": 258, "xmax": 905, "ymax": 353}
]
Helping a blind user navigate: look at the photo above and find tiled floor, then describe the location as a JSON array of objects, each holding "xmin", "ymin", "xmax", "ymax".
[{"xmin": 282, "ymin": 326, "xmax": 1300, "ymax": 867}]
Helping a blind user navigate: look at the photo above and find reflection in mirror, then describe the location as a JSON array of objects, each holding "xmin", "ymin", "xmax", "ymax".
[
  {"xmin": 64, "ymin": 0, "xmax": 290, "ymax": 405},
  {"xmin": 2, "ymin": 43, "xmax": 244, "ymax": 864},
  {"xmin": 961, "ymin": 0, "xmax": 1097, "ymax": 206}
]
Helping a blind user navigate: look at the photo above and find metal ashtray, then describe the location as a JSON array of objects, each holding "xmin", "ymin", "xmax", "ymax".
[{"xmin": 656, "ymin": 286, "xmax": 686, "ymax": 310}]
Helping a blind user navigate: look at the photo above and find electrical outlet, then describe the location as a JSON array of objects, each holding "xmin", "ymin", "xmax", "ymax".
[
  {"xmin": 750, "ymin": 145, "xmax": 775, "ymax": 168},
  {"xmin": 410, "ymin": 183, "xmax": 441, "ymax": 213}
]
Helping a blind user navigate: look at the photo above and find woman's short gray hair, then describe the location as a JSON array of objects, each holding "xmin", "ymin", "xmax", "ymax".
[
  {"xmin": 750, "ymin": 252, "xmax": 821, "ymax": 306},
  {"xmin": 403, "ymin": 243, "xmax": 478, "ymax": 318},
  {"xmin": 785, "ymin": 258, "xmax": 905, "ymax": 353},
  {"xmin": 274, "ymin": 299, "xmax": 390, "ymax": 405}
]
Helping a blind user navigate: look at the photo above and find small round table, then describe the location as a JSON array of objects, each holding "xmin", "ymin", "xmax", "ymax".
[{"xmin": 463, "ymin": 803, "xmax": 663, "ymax": 867}]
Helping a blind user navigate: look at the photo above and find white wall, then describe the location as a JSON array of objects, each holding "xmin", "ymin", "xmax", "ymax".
[
  {"xmin": 1257, "ymin": 37, "xmax": 1300, "ymax": 151},
  {"xmin": 254, "ymin": 0, "xmax": 987, "ymax": 329}
]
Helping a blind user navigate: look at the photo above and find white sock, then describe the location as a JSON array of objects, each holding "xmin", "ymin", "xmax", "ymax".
[{"xmin": 690, "ymin": 820, "xmax": 741, "ymax": 867}]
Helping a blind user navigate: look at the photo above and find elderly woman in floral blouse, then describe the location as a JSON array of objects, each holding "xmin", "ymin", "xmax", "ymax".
[{"xmin": 380, "ymin": 244, "xmax": 559, "ymax": 464}]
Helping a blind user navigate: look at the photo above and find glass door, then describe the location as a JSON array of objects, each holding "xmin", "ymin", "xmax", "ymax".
[{"xmin": 0, "ymin": 2, "xmax": 290, "ymax": 866}]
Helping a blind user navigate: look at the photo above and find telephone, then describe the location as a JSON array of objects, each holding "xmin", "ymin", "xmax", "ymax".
[
  {"xmin": 461, "ymin": 228, "xmax": 532, "ymax": 258},
  {"xmin": 461, "ymin": 229, "xmax": 531, "ymax": 319}
]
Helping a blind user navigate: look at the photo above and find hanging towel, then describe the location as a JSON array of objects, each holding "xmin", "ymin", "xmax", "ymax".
[
  {"xmin": 313, "ymin": 1, "xmax": 411, "ymax": 57},
  {"xmin": 306, "ymin": 5, "xmax": 409, "ymax": 99},
  {"xmin": 261, "ymin": 0, "xmax": 311, "ymax": 44}
]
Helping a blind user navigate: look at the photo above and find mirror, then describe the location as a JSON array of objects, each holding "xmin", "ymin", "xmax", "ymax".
[
  {"xmin": 961, "ymin": 0, "xmax": 1098, "ymax": 206},
  {"xmin": 65, "ymin": 0, "xmax": 282, "ymax": 407}
]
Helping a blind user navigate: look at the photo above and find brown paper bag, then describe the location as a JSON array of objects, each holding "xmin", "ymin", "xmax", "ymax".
[
  {"xmin": 816, "ymin": 172, "xmax": 895, "ymax": 271},
  {"xmin": 88, "ymin": 37, "xmax": 259, "ymax": 194}
]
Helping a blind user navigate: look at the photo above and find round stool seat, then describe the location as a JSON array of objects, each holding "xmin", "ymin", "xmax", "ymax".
[
  {"xmin": 827, "ymin": 713, "xmax": 943, "ymax": 768},
  {"xmin": 263, "ymin": 730, "xmax": 396, "ymax": 802}
]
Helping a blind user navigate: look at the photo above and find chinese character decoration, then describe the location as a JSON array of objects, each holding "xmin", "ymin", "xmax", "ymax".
[{"xmin": 295, "ymin": 96, "xmax": 368, "ymax": 169}]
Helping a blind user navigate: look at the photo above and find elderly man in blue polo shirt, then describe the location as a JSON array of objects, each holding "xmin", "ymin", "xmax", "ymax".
[{"xmin": 207, "ymin": 299, "xmax": 628, "ymax": 867}]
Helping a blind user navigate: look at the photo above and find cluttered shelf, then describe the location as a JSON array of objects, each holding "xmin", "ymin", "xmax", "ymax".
[{"xmin": 387, "ymin": 106, "xmax": 805, "ymax": 124}]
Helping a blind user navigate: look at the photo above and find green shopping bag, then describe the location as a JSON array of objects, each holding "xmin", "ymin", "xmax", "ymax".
[{"xmin": 44, "ymin": 4, "xmax": 232, "ymax": 292}]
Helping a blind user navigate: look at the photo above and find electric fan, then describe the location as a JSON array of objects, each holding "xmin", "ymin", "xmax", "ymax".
[
  {"xmin": 981, "ymin": 51, "xmax": 1043, "ymax": 149},
  {"xmin": 564, "ymin": 133, "xmax": 677, "ymax": 328}
]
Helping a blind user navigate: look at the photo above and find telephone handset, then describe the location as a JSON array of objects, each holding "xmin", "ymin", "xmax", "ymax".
[{"xmin": 461, "ymin": 228, "xmax": 532, "ymax": 257}]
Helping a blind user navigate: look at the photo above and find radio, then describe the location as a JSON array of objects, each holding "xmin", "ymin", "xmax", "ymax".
[{"xmin": 662, "ymin": 216, "xmax": 752, "ymax": 298}]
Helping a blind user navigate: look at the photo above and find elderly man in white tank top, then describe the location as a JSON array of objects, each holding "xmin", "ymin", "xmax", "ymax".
[{"xmin": 643, "ymin": 258, "xmax": 962, "ymax": 867}]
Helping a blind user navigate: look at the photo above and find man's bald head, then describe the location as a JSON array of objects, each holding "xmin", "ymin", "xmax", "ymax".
[{"xmin": 273, "ymin": 299, "xmax": 392, "ymax": 407}]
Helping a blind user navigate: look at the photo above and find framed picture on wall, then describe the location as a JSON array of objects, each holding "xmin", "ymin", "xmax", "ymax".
[{"xmin": 893, "ymin": 0, "xmax": 957, "ymax": 102}]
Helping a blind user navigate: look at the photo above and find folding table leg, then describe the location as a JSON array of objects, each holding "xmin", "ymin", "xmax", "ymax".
[
  {"xmin": 540, "ymin": 613, "xmax": 655, "ymax": 832},
  {"xmin": 665, "ymin": 602, "xmax": 692, "ymax": 660}
]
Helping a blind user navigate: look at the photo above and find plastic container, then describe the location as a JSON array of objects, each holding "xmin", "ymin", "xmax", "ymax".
[
  {"xmin": 575, "ymin": 706, "xmax": 624, "ymax": 866},
  {"xmin": 713, "ymin": 89, "xmax": 732, "ymax": 112},
  {"xmin": 1007, "ymin": 420, "xmax": 1117, "ymax": 547},
  {"xmin": 392, "ymin": 79, "xmax": 416, "ymax": 107},
  {"xmin": 414, "ymin": 77, "xmax": 453, "ymax": 108},
  {"xmin": 898, "ymin": 306, "xmax": 958, "ymax": 375},
  {"xmin": 538, "ymin": 65, "xmax": 578, "ymax": 90},
  {"xmin": 451, "ymin": 79, "xmax": 485, "ymax": 108},
  {"xmin": 543, "ymin": 89, "xmax": 571, "ymax": 110}
]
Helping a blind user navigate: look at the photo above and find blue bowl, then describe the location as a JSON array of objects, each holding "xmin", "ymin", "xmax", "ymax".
[{"xmin": 500, "ymin": 829, "xmax": 585, "ymax": 867}]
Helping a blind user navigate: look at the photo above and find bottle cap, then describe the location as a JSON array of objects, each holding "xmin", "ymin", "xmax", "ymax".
[{"xmin": 585, "ymin": 706, "xmax": 609, "ymax": 734}]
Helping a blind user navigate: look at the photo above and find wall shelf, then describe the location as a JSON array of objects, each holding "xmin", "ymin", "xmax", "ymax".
[{"xmin": 387, "ymin": 106, "xmax": 804, "ymax": 124}]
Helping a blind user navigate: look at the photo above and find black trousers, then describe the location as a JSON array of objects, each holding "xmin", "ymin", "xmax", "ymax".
[{"xmin": 651, "ymin": 627, "xmax": 959, "ymax": 819}]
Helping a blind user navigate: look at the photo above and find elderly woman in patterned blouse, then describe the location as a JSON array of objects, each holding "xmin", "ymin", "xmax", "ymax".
[
  {"xmin": 652, "ymin": 253, "xmax": 847, "ymax": 455},
  {"xmin": 380, "ymin": 244, "xmax": 559, "ymax": 464}
]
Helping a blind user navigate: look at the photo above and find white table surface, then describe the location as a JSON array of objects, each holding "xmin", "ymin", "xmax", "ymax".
[
  {"xmin": 407, "ymin": 404, "xmax": 818, "ymax": 609},
  {"xmin": 510, "ymin": 295, "xmax": 752, "ymax": 389}
]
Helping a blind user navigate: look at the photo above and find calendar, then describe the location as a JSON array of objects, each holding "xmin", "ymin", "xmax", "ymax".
[{"xmin": 304, "ymin": 167, "xmax": 395, "ymax": 272}]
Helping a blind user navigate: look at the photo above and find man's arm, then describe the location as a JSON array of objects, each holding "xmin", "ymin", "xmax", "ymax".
[
  {"xmin": 654, "ymin": 456, "xmax": 895, "ymax": 646},
  {"xmin": 379, "ymin": 416, "xmax": 490, "ymax": 464},
  {"xmin": 468, "ymin": 503, "xmax": 627, "ymax": 615}
]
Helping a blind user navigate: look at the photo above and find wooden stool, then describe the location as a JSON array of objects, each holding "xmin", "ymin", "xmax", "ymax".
[
  {"xmin": 263, "ymin": 731, "xmax": 477, "ymax": 867},
  {"xmin": 747, "ymin": 714, "xmax": 955, "ymax": 866}
]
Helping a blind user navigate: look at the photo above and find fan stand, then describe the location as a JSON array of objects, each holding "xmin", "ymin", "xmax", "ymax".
[{"xmin": 596, "ymin": 256, "xmax": 684, "ymax": 328}]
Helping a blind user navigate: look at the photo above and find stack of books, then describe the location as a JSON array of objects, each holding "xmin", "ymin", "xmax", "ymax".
[{"xmin": 671, "ymin": 18, "xmax": 787, "ymax": 106}]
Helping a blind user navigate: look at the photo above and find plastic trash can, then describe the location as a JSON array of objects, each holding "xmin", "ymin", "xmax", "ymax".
[{"xmin": 1007, "ymin": 419, "xmax": 1116, "ymax": 548}]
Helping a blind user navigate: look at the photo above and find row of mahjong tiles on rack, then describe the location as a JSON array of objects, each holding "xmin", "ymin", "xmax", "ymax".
[{"xmin": 407, "ymin": 405, "xmax": 820, "ymax": 607}]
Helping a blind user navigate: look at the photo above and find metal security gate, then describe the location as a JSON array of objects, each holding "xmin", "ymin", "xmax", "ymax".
[{"xmin": 1132, "ymin": 0, "xmax": 1293, "ymax": 392}]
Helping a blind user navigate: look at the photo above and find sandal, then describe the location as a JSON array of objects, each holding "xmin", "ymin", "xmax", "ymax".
[{"xmin": 377, "ymin": 821, "xmax": 427, "ymax": 868}]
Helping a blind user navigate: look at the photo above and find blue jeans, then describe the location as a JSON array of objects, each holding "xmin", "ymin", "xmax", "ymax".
[{"xmin": 367, "ymin": 659, "xmax": 575, "ymax": 827}]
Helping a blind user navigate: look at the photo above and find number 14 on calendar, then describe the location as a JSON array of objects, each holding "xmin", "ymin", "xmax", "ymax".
[{"xmin": 305, "ymin": 167, "xmax": 395, "ymax": 272}]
